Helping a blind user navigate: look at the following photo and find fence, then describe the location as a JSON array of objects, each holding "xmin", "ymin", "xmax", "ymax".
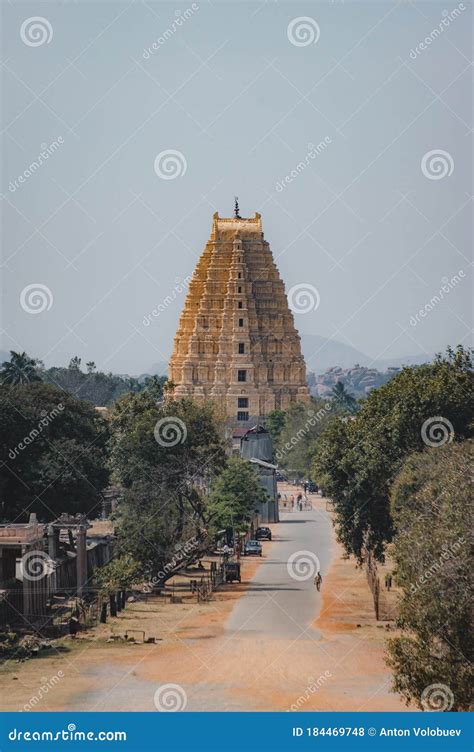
[{"xmin": 0, "ymin": 538, "xmax": 113, "ymax": 631}]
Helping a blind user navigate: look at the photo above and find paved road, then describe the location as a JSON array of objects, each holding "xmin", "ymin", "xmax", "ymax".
[
  {"xmin": 58, "ymin": 501, "xmax": 335, "ymax": 711},
  {"xmin": 226, "ymin": 505, "xmax": 332, "ymax": 640}
]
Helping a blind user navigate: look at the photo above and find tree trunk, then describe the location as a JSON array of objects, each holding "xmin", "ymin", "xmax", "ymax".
[
  {"xmin": 109, "ymin": 593, "xmax": 117, "ymax": 617},
  {"xmin": 100, "ymin": 602, "xmax": 107, "ymax": 623}
]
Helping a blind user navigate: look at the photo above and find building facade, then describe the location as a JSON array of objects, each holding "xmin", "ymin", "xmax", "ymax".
[
  {"xmin": 240, "ymin": 425, "xmax": 279, "ymax": 523},
  {"xmin": 169, "ymin": 211, "xmax": 310, "ymax": 425}
]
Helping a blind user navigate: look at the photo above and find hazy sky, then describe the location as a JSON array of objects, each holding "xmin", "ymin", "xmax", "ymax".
[{"xmin": 1, "ymin": 0, "xmax": 472, "ymax": 374}]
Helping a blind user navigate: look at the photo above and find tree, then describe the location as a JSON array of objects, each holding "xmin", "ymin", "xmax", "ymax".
[
  {"xmin": 0, "ymin": 383, "xmax": 109, "ymax": 521},
  {"xmin": 0, "ymin": 351, "xmax": 41, "ymax": 385},
  {"xmin": 274, "ymin": 399, "xmax": 334, "ymax": 478},
  {"xmin": 331, "ymin": 381, "xmax": 358, "ymax": 413},
  {"xmin": 208, "ymin": 457, "xmax": 268, "ymax": 532},
  {"xmin": 386, "ymin": 442, "xmax": 472, "ymax": 711},
  {"xmin": 42, "ymin": 363, "xmax": 167, "ymax": 407},
  {"xmin": 265, "ymin": 409, "xmax": 287, "ymax": 443},
  {"xmin": 109, "ymin": 394, "xmax": 227, "ymax": 582},
  {"xmin": 94, "ymin": 554, "xmax": 142, "ymax": 596},
  {"xmin": 312, "ymin": 346, "xmax": 473, "ymax": 560},
  {"xmin": 68, "ymin": 356, "xmax": 82, "ymax": 371},
  {"xmin": 142, "ymin": 375, "xmax": 167, "ymax": 401}
]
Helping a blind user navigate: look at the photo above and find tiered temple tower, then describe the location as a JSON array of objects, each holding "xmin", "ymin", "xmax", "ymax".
[{"xmin": 169, "ymin": 210, "xmax": 310, "ymax": 425}]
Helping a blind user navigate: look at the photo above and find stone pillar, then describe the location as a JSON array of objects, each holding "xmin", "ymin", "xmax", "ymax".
[
  {"xmin": 47, "ymin": 525, "xmax": 58, "ymax": 593},
  {"xmin": 20, "ymin": 545, "xmax": 32, "ymax": 619},
  {"xmin": 76, "ymin": 526, "xmax": 87, "ymax": 597}
]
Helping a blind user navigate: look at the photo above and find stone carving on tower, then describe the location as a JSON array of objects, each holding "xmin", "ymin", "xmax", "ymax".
[{"xmin": 169, "ymin": 210, "xmax": 310, "ymax": 425}]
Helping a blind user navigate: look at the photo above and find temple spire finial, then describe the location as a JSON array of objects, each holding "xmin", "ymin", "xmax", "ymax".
[{"xmin": 234, "ymin": 196, "xmax": 241, "ymax": 219}]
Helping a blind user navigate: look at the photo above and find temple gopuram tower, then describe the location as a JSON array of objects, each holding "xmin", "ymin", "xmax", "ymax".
[{"xmin": 169, "ymin": 208, "xmax": 310, "ymax": 425}]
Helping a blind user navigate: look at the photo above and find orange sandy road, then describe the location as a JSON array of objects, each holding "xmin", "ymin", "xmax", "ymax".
[{"xmin": 0, "ymin": 496, "xmax": 411, "ymax": 712}]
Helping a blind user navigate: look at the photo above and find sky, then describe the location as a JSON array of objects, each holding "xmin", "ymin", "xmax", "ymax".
[{"xmin": 1, "ymin": 0, "xmax": 472, "ymax": 375}]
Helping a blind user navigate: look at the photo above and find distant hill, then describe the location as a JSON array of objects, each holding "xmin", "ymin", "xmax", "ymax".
[
  {"xmin": 300, "ymin": 335, "xmax": 369, "ymax": 373},
  {"xmin": 300, "ymin": 334, "xmax": 432, "ymax": 374}
]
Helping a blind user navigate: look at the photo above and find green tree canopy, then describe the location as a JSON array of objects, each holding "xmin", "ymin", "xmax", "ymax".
[
  {"xmin": 208, "ymin": 457, "xmax": 268, "ymax": 532},
  {"xmin": 265, "ymin": 409, "xmax": 287, "ymax": 444},
  {"xmin": 43, "ymin": 361, "xmax": 167, "ymax": 407},
  {"xmin": 0, "ymin": 383, "xmax": 109, "ymax": 521},
  {"xmin": 93, "ymin": 554, "xmax": 142, "ymax": 596},
  {"xmin": 109, "ymin": 394, "xmax": 227, "ymax": 582},
  {"xmin": 331, "ymin": 381, "xmax": 358, "ymax": 413},
  {"xmin": 274, "ymin": 398, "xmax": 336, "ymax": 478},
  {"xmin": 386, "ymin": 441, "xmax": 472, "ymax": 711},
  {"xmin": 0, "ymin": 351, "xmax": 41, "ymax": 385},
  {"xmin": 312, "ymin": 346, "xmax": 473, "ymax": 560}
]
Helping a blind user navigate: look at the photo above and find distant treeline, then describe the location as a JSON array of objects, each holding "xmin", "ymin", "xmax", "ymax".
[{"xmin": 0, "ymin": 352, "xmax": 167, "ymax": 406}]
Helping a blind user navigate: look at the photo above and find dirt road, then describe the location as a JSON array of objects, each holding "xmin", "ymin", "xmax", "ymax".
[{"xmin": 0, "ymin": 496, "xmax": 412, "ymax": 712}]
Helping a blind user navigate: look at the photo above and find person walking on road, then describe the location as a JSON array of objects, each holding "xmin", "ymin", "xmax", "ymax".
[{"xmin": 314, "ymin": 572, "xmax": 322, "ymax": 591}]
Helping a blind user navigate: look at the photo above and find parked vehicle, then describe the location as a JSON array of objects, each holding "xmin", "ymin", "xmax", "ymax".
[
  {"xmin": 307, "ymin": 481, "xmax": 318, "ymax": 493},
  {"xmin": 224, "ymin": 561, "xmax": 241, "ymax": 583},
  {"xmin": 244, "ymin": 540, "xmax": 262, "ymax": 556},
  {"xmin": 255, "ymin": 526, "xmax": 272, "ymax": 541}
]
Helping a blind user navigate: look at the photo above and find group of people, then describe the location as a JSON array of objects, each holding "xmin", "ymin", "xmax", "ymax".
[{"xmin": 279, "ymin": 491, "xmax": 311, "ymax": 511}]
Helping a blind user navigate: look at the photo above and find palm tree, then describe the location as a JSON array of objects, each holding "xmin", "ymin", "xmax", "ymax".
[
  {"xmin": 331, "ymin": 381, "xmax": 358, "ymax": 413},
  {"xmin": 0, "ymin": 351, "xmax": 41, "ymax": 385}
]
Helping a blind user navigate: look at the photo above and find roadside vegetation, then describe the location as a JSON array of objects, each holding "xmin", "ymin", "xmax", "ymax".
[
  {"xmin": 386, "ymin": 441, "xmax": 472, "ymax": 711},
  {"xmin": 266, "ymin": 345, "xmax": 472, "ymax": 711},
  {"xmin": 0, "ymin": 381, "xmax": 109, "ymax": 520},
  {"xmin": 310, "ymin": 345, "xmax": 473, "ymax": 711}
]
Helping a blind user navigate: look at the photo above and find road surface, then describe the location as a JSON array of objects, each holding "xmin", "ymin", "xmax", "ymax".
[
  {"xmin": 2, "ymin": 498, "xmax": 407, "ymax": 711},
  {"xmin": 76, "ymin": 504, "xmax": 335, "ymax": 711},
  {"xmin": 226, "ymin": 508, "xmax": 332, "ymax": 640}
]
